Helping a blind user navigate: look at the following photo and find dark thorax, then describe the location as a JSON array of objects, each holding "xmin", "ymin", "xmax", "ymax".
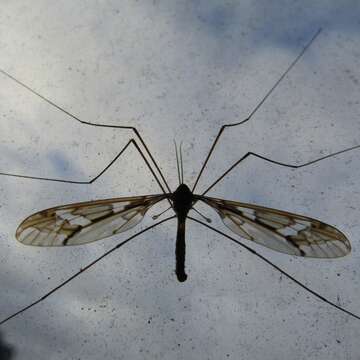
[{"xmin": 171, "ymin": 183, "xmax": 193, "ymax": 219}]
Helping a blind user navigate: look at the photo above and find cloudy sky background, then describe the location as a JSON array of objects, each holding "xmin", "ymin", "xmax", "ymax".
[{"xmin": 0, "ymin": 1, "xmax": 360, "ymax": 359}]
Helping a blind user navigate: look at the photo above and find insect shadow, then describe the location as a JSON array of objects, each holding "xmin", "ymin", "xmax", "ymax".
[
  {"xmin": 0, "ymin": 331, "xmax": 15, "ymax": 360},
  {"xmin": 0, "ymin": 27, "xmax": 359, "ymax": 325}
]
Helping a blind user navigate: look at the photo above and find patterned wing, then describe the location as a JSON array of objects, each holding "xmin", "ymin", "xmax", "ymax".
[
  {"xmin": 198, "ymin": 196, "xmax": 350, "ymax": 258},
  {"xmin": 16, "ymin": 194, "xmax": 166, "ymax": 246}
]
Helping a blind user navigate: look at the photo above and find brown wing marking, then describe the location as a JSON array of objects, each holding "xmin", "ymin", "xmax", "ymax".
[
  {"xmin": 197, "ymin": 196, "xmax": 350, "ymax": 258},
  {"xmin": 16, "ymin": 194, "xmax": 166, "ymax": 246}
]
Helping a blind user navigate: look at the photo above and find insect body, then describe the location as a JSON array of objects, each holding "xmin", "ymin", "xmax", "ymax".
[{"xmin": 171, "ymin": 183, "xmax": 193, "ymax": 282}]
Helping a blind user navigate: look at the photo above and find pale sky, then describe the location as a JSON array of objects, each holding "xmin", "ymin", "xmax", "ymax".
[{"xmin": 0, "ymin": 1, "xmax": 360, "ymax": 359}]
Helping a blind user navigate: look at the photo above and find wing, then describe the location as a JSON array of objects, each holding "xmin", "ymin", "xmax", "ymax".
[
  {"xmin": 197, "ymin": 196, "xmax": 351, "ymax": 258},
  {"xmin": 16, "ymin": 194, "xmax": 166, "ymax": 246}
]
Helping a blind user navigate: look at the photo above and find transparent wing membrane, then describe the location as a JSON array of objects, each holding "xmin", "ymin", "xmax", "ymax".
[
  {"xmin": 198, "ymin": 196, "xmax": 350, "ymax": 258},
  {"xmin": 16, "ymin": 194, "xmax": 166, "ymax": 246}
]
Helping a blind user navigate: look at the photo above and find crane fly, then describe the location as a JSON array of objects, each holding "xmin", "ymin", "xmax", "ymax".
[
  {"xmin": 14, "ymin": 157, "xmax": 351, "ymax": 283},
  {"xmin": 1, "ymin": 27, "xmax": 359, "ymax": 324}
]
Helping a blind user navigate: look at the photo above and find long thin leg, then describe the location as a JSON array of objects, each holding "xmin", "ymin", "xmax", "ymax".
[
  {"xmin": 192, "ymin": 28, "xmax": 322, "ymax": 193},
  {"xmin": 0, "ymin": 68, "xmax": 171, "ymax": 193},
  {"xmin": 0, "ymin": 138, "xmax": 168, "ymax": 195},
  {"xmin": 188, "ymin": 216, "xmax": 360, "ymax": 321},
  {"xmin": 201, "ymin": 144, "xmax": 360, "ymax": 196},
  {"xmin": 0, "ymin": 215, "xmax": 175, "ymax": 326}
]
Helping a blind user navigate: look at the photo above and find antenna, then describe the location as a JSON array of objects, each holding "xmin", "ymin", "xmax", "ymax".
[
  {"xmin": 180, "ymin": 141, "xmax": 184, "ymax": 184},
  {"xmin": 174, "ymin": 140, "xmax": 181, "ymax": 185}
]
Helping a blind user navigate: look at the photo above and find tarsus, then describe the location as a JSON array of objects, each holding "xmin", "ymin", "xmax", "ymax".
[
  {"xmin": 0, "ymin": 216, "xmax": 175, "ymax": 326},
  {"xmin": 189, "ymin": 216, "xmax": 360, "ymax": 321},
  {"xmin": 0, "ymin": 139, "xmax": 168, "ymax": 194},
  {"xmin": 192, "ymin": 27, "xmax": 323, "ymax": 193},
  {"xmin": 201, "ymin": 144, "xmax": 360, "ymax": 196},
  {"xmin": 0, "ymin": 68, "xmax": 171, "ymax": 193}
]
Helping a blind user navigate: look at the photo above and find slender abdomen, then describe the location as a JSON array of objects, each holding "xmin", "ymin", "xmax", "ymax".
[{"xmin": 176, "ymin": 216, "xmax": 187, "ymax": 282}]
